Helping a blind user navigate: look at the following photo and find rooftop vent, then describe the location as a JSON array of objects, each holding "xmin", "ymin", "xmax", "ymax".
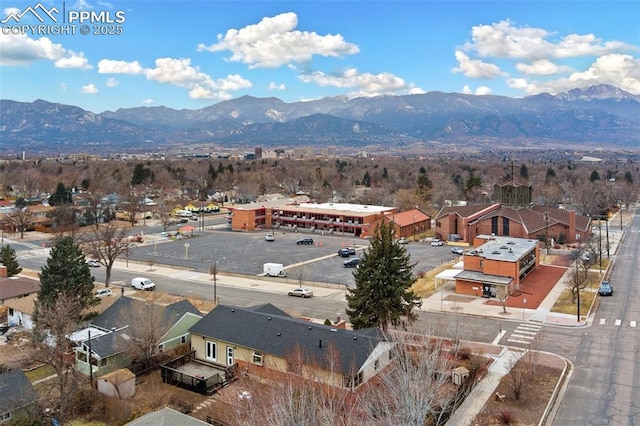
[
  {"xmin": 500, "ymin": 246, "xmax": 508, "ymax": 250},
  {"xmin": 268, "ymin": 317, "xmax": 272, "ymax": 321},
  {"xmin": 492, "ymin": 251, "xmax": 501, "ymax": 255},
  {"xmin": 308, "ymin": 326, "xmax": 312, "ymax": 330},
  {"xmin": 277, "ymin": 332, "xmax": 281, "ymax": 336},
  {"xmin": 330, "ymin": 329, "xmax": 337, "ymax": 332},
  {"xmin": 507, "ymin": 241, "xmax": 516, "ymax": 245}
]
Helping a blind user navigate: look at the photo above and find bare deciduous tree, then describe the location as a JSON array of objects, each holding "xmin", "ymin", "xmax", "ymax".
[
  {"xmin": 82, "ymin": 222, "xmax": 129, "ymax": 286},
  {"xmin": 6, "ymin": 207, "xmax": 35, "ymax": 239},
  {"xmin": 504, "ymin": 351, "xmax": 528, "ymax": 401},
  {"xmin": 32, "ymin": 293, "xmax": 83, "ymax": 423}
]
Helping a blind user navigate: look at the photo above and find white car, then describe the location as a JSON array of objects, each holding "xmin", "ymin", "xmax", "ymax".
[
  {"xmin": 86, "ymin": 259, "xmax": 101, "ymax": 267},
  {"xmin": 265, "ymin": 233, "xmax": 275, "ymax": 241},
  {"xmin": 431, "ymin": 239, "xmax": 444, "ymax": 246},
  {"xmin": 288, "ymin": 288, "xmax": 313, "ymax": 298},
  {"xmin": 131, "ymin": 277, "xmax": 156, "ymax": 291},
  {"xmin": 96, "ymin": 288, "xmax": 112, "ymax": 298}
]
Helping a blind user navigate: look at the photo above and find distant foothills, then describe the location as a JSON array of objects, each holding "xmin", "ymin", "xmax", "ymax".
[{"xmin": 0, "ymin": 84, "xmax": 638, "ymax": 155}]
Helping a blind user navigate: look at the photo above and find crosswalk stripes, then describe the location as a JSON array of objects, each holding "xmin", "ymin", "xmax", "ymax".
[
  {"xmin": 507, "ymin": 323, "xmax": 542, "ymax": 345},
  {"xmin": 597, "ymin": 318, "xmax": 638, "ymax": 328}
]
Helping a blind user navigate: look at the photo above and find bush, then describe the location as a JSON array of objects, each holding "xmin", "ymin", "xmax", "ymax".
[
  {"xmin": 497, "ymin": 409, "xmax": 515, "ymax": 425},
  {"xmin": 457, "ymin": 347, "xmax": 472, "ymax": 360}
]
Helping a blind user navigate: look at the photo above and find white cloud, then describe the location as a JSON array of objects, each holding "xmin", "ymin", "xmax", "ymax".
[
  {"xmin": 198, "ymin": 12, "xmax": 359, "ymax": 68},
  {"xmin": 105, "ymin": 77, "xmax": 119, "ymax": 87},
  {"xmin": 508, "ymin": 53, "xmax": 640, "ymax": 95},
  {"xmin": 268, "ymin": 82, "xmax": 286, "ymax": 90},
  {"xmin": 299, "ymin": 67, "xmax": 422, "ymax": 97},
  {"xmin": 0, "ymin": 33, "xmax": 90, "ymax": 69},
  {"xmin": 142, "ymin": 98, "xmax": 154, "ymax": 104},
  {"xmin": 516, "ymin": 59, "xmax": 572, "ymax": 76},
  {"xmin": 462, "ymin": 85, "xmax": 493, "ymax": 95},
  {"xmin": 144, "ymin": 57, "xmax": 252, "ymax": 99},
  {"xmin": 54, "ymin": 50, "xmax": 92, "ymax": 69},
  {"xmin": 81, "ymin": 83, "xmax": 99, "ymax": 94},
  {"xmin": 452, "ymin": 51, "xmax": 505, "ymax": 79},
  {"xmin": 3, "ymin": 7, "xmax": 20, "ymax": 17},
  {"xmin": 465, "ymin": 19, "xmax": 635, "ymax": 61},
  {"xmin": 475, "ymin": 86, "xmax": 493, "ymax": 95},
  {"xmin": 98, "ymin": 59, "xmax": 144, "ymax": 74}
]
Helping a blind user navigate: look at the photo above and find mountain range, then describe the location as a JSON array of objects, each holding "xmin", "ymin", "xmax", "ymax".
[{"xmin": 1, "ymin": 84, "xmax": 638, "ymax": 154}]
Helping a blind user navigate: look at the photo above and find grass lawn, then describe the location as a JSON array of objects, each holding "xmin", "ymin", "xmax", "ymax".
[
  {"xmin": 24, "ymin": 364, "xmax": 56, "ymax": 382},
  {"xmin": 550, "ymin": 269, "xmax": 601, "ymax": 315}
]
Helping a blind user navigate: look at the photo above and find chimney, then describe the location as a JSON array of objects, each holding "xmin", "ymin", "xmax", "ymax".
[{"xmin": 0, "ymin": 265, "xmax": 7, "ymax": 278}]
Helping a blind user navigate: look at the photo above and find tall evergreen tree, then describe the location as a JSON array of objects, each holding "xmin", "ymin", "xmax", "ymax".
[
  {"xmin": 346, "ymin": 221, "xmax": 422, "ymax": 332},
  {"xmin": 36, "ymin": 236, "xmax": 98, "ymax": 323},
  {"xmin": 0, "ymin": 245, "xmax": 22, "ymax": 276}
]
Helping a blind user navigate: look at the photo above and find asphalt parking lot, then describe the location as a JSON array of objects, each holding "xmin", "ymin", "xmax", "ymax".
[{"xmin": 128, "ymin": 229, "xmax": 461, "ymax": 287}]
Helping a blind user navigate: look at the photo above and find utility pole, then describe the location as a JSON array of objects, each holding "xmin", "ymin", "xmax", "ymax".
[
  {"xmin": 576, "ymin": 260, "xmax": 581, "ymax": 323},
  {"xmin": 544, "ymin": 212, "xmax": 550, "ymax": 255}
]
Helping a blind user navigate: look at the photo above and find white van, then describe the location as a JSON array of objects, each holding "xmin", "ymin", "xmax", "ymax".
[{"xmin": 131, "ymin": 277, "xmax": 156, "ymax": 291}]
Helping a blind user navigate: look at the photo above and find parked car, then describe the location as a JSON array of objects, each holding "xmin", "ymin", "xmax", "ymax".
[
  {"xmin": 344, "ymin": 258, "xmax": 360, "ymax": 268},
  {"xmin": 86, "ymin": 259, "xmax": 101, "ymax": 267},
  {"xmin": 96, "ymin": 288, "xmax": 113, "ymax": 298},
  {"xmin": 131, "ymin": 277, "xmax": 156, "ymax": 291},
  {"xmin": 346, "ymin": 247, "xmax": 356, "ymax": 255},
  {"xmin": 338, "ymin": 248, "xmax": 351, "ymax": 257},
  {"xmin": 598, "ymin": 281, "xmax": 613, "ymax": 296},
  {"xmin": 296, "ymin": 237, "xmax": 314, "ymax": 245},
  {"xmin": 431, "ymin": 239, "xmax": 444, "ymax": 246},
  {"xmin": 451, "ymin": 247, "xmax": 464, "ymax": 255},
  {"xmin": 178, "ymin": 218, "xmax": 189, "ymax": 224},
  {"xmin": 288, "ymin": 288, "xmax": 313, "ymax": 298},
  {"xmin": 190, "ymin": 216, "xmax": 198, "ymax": 221},
  {"xmin": 397, "ymin": 237, "xmax": 408, "ymax": 244},
  {"xmin": 265, "ymin": 233, "xmax": 275, "ymax": 241}
]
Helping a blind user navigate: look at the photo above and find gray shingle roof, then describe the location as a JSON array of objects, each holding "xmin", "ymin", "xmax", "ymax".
[
  {"xmin": 91, "ymin": 296, "xmax": 200, "ymax": 337},
  {"xmin": 190, "ymin": 304, "xmax": 384, "ymax": 375},
  {"xmin": 83, "ymin": 328, "xmax": 133, "ymax": 358},
  {"xmin": 0, "ymin": 370, "xmax": 39, "ymax": 415}
]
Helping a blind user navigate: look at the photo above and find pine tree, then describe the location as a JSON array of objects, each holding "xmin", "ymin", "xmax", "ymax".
[
  {"xmin": 346, "ymin": 221, "xmax": 422, "ymax": 332},
  {"xmin": 0, "ymin": 245, "xmax": 22, "ymax": 276},
  {"xmin": 37, "ymin": 236, "xmax": 98, "ymax": 323}
]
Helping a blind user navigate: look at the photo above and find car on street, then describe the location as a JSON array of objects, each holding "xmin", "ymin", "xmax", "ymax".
[
  {"xmin": 344, "ymin": 258, "xmax": 360, "ymax": 268},
  {"xmin": 431, "ymin": 238, "xmax": 444, "ymax": 246},
  {"xmin": 178, "ymin": 218, "xmax": 189, "ymax": 223},
  {"xmin": 86, "ymin": 259, "xmax": 101, "ymax": 267},
  {"xmin": 598, "ymin": 280, "xmax": 613, "ymax": 296},
  {"xmin": 190, "ymin": 216, "xmax": 198, "ymax": 221},
  {"xmin": 96, "ymin": 288, "xmax": 113, "ymax": 298},
  {"xmin": 338, "ymin": 248, "xmax": 351, "ymax": 257},
  {"xmin": 288, "ymin": 288, "xmax": 313, "ymax": 298},
  {"xmin": 131, "ymin": 277, "xmax": 156, "ymax": 291},
  {"xmin": 265, "ymin": 233, "xmax": 275, "ymax": 241},
  {"xmin": 451, "ymin": 247, "xmax": 465, "ymax": 255},
  {"xmin": 346, "ymin": 247, "xmax": 356, "ymax": 255},
  {"xmin": 296, "ymin": 237, "xmax": 314, "ymax": 245}
]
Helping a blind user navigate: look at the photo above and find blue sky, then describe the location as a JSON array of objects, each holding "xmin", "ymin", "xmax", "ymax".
[{"xmin": 1, "ymin": 0, "xmax": 638, "ymax": 113}]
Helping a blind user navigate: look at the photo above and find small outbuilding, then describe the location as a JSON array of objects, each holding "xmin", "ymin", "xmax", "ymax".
[{"xmin": 97, "ymin": 368, "xmax": 136, "ymax": 399}]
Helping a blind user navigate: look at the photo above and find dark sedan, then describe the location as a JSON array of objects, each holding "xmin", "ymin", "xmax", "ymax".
[{"xmin": 598, "ymin": 281, "xmax": 613, "ymax": 296}]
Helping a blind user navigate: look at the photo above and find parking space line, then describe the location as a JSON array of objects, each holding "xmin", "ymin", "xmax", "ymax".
[
  {"xmin": 615, "ymin": 319, "xmax": 622, "ymax": 326},
  {"xmin": 599, "ymin": 318, "xmax": 606, "ymax": 325},
  {"xmin": 631, "ymin": 321, "xmax": 637, "ymax": 328}
]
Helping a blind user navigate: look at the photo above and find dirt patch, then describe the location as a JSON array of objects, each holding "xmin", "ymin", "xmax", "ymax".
[{"xmin": 475, "ymin": 354, "xmax": 565, "ymax": 425}]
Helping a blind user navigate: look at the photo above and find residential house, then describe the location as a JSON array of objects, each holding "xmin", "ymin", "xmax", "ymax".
[
  {"xmin": 188, "ymin": 303, "xmax": 394, "ymax": 390},
  {"xmin": 75, "ymin": 296, "xmax": 202, "ymax": 377},
  {"xmin": 0, "ymin": 369, "xmax": 40, "ymax": 423},
  {"xmin": 382, "ymin": 208, "xmax": 431, "ymax": 240},
  {"xmin": 454, "ymin": 235, "xmax": 540, "ymax": 298},
  {"xmin": 4, "ymin": 293, "xmax": 37, "ymax": 330}
]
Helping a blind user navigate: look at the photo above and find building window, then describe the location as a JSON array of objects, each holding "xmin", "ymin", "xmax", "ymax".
[
  {"xmin": 206, "ymin": 341, "xmax": 217, "ymax": 362},
  {"xmin": 491, "ymin": 217, "xmax": 498, "ymax": 235},
  {"xmin": 343, "ymin": 372, "xmax": 363, "ymax": 389},
  {"xmin": 181, "ymin": 335, "xmax": 187, "ymax": 344},
  {"xmin": 1, "ymin": 412, "xmax": 12, "ymax": 421},
  {"xmin": 502, "ymin": 217, "xmax": 510, "ymax": 236},
  {"xmin": 226, "ymin": 346, "xmax": 234, "ymax": 366},
  {"xmin": 252, "ymin": 352, "xmax": 263, "ymax": 366},
  {"xmin": 100, "ymin": 358, "xmax": 107, "ymax": 367}
]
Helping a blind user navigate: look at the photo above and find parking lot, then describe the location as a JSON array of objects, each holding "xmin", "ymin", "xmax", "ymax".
[{"xmin": 128, "ymin": 229, "xmax": 462, "ymax": 287}]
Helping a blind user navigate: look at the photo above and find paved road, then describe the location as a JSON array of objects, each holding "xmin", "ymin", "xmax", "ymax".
[
  {"xmin": 552, "ymin": 208, "xmax": 640, "ymax": 426},
  {"xmin": 8, "ymin": 207, "xmax": 639, "ymax": 424}
]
